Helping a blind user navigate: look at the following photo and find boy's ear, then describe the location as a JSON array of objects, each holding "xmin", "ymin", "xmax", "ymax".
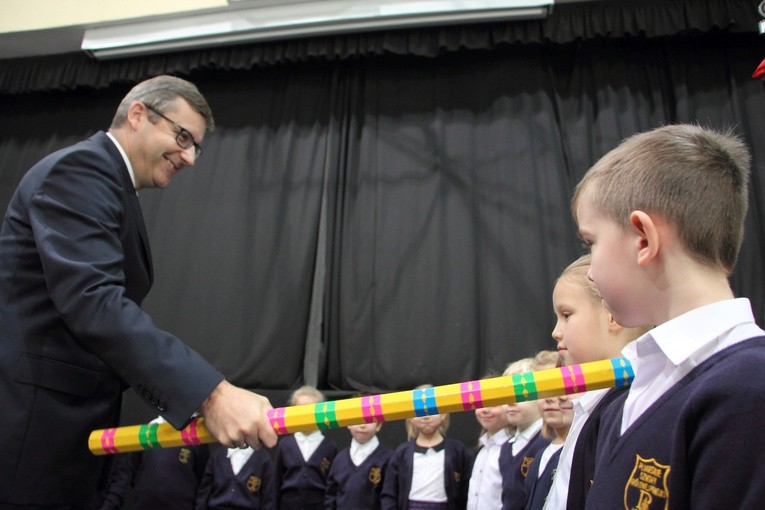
[{"xmin": 629, "ymin": 210, "xmax": 660, "ymax": 267}]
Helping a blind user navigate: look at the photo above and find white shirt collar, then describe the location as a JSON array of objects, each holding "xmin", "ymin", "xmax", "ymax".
[
  {"xmin": 350, "ymin": 436, "xmax": 379, "ymax": 465},
  {"xmin": 105, "ymin": 131, "xmax": 136, "ymax": 190},
  {"xmin": 227, "ymin": 446, "xmax": 253, "ymax": 458},
  {"xmin": 626, "ymin": 298, "xmax": 756, "ymax": 366},
  {"xmin": 294, "ymin": 430, "xmax": 324, "ymax": 444},
  {"xmin": 572, "ymin": 388, "xmax": 609, "ymax": 417},
  {"xmin": 479, "ymin": 427, "xmax": 510, "ymax": 448},
  {"xmin": 516, "ymin": 418, "xmax": 543, "ymax": 441}
]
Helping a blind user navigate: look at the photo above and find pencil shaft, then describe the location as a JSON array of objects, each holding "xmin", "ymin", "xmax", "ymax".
[{"xmin": 89, "ymin": 357, "xmax": 633, "ymax": 455}]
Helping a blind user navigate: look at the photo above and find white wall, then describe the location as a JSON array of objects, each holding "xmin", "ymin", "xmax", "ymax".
[{"xmin": 0, "ymin": 0, "xmax": 226, "ymax": 33}]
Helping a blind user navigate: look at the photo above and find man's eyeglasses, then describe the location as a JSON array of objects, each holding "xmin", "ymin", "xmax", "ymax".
[{"xmin": 144, "ymin": 104, "xmax": 202, "ymax": 158}]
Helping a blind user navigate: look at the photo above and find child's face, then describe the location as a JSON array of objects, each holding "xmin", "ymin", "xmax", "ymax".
[
  {"xmin": 474, "ymin": 405, "xmax": 508, "ymax": 435},
  {"xmin": 576, "ymin": 203, "xmax": 643, "ymax": 328},
  {"xmin": 411, "ymin": 414, "xmax": 444, "ymax": 437},
  {"xmin": 506, "ymin": 400, "xmax": 540, "ymax": 431},
  {"xmin": 537, "ymin": 396, "xmax": 575, "ymax": 433},
  {"xmin": 348, "ymin": 422, "xmax": 381, "ymax": 444},
  {"xmin": 551, "ymin": 277, "xmax": 613, "ymax": 365}
]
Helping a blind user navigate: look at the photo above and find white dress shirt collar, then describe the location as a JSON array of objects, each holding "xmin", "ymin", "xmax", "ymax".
[
  {"xmin": 628, "ymin": 298, "xmax": 756, "ymax": 366},
  {"xmin": 105, "ymin": 131, "xmax": 136, "ymax": 190},
  {"xmin": 295, "ymin": 430, "xmax": 324, "ymax": 461},
  {"xmin": 511, "ymin": 418, "xmax": 543, "ymax": 455},
  {"xmin": 227, "ymin": 447, "xmax": 254, "ymax": 475},
  {"xmin": 350, "ymin": 436, "xmax": 379, "ymax": 466},
  {"xmin": 621, "ymin": 298, "xmax": 763, "ymax": 433},
  {"xmin": 479, "ymin": 427, "xmax": 510, "ymax": 448}
]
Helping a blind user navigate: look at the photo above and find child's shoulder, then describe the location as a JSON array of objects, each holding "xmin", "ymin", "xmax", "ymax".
[
  {"xmin": 320, "ymin": 434, "xmax": 337, "ymax": 447},
  {"xmin": 375, "ymin": 442, "xmax": 394, "ymax": 455},
  {"xmin": 275, "ymin": 434, "xmax": 298, "ymax": 452},
  {"xmin": 443, "ymin": 436, "xmax": 467, "ymax": 451},
  {"xmin": 393, "ymin": 439, "xmax": 414, "ymax": 454},
  {"xmin": 689, "ymin": 335, "xmax": 765, "ymax": 391},
  {"xmin": 444, "ymin": 436, "xmax": 467, "ymax": 448},
  {"xmin": 645, "ymin": 336, "xmax": 765, "ymax": 428}
]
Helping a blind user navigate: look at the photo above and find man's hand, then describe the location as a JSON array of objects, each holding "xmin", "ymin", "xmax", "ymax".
[{"xmin": 199, "ymin": 380, "xmax": 278, "ymax": 449}]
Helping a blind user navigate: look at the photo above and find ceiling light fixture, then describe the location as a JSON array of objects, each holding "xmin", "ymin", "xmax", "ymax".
[{"xmin": 82, "ymin": 0, "xmax": 554, "ymax": 60}]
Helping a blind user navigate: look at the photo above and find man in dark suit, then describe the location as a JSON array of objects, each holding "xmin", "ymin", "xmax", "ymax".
[{"xmin": 0, "ymin": 75, "xmax": 277, "ymax": 508}]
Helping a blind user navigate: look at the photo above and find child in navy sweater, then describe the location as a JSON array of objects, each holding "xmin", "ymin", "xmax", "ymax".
[
  {"xmin": 274, "ymin": 386, "xmax": 337, "ymax": 509},
  {"xmin": 572, "ymin": 124, "xmax": 765, "ymax": 509},
  {"xmin": 325, "ymin": 420, "xmax": 393, "ymax": 509},
  {"xmin": 381, "ymin": 385, "xmax": 470, "ymax": 510},
  {"xmin": 542, "ymin": 254, "xmax": 647, "ymax": 510},
  {"xmin": 523, "ymin": 394, "xmax": 575, "ymax": 510},
  {"xmin": 466, "ymin": 373, "xmax": 512, "ymax": 509},
  {"xmin": 92, "ymin": 416, "xmax": 209, "ymax": 510},
  {"xmin": 196, "ymin": 444, "xmax": 276, "ymax": 509},
  {"xmin": 499, "ymin": 352, "xmax": 557, "ymax": 510}
]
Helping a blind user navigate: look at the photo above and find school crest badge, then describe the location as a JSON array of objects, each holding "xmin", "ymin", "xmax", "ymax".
[
  {"xmin": 178, "ymin": 448, "xmax": 191, "ymax": 464},
  {"xmin": 520, "ymin": 456, "xmax": 534, "ymax": 478},
  {"xmin": 369, "ymin": 466, "xmax": 382, "ymax": 485},
  {"xmin": 321, "ymin": 457, "xmax": 332, "ymax": 475},
  {"xmin": 247, "ymin": 475, "xmax": 262, "ymax": 493},
  {"xmin": 623, "ymin": 455, "xmax": 670, "ymax": 510}
]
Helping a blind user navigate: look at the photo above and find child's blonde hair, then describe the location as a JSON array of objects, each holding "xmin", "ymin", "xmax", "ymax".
[
  {"xmin": 503, "ymin": 357, "xmax": 535, "ymax": 376},
  {"xmin": 288, "ymin": 385, "xmax": 326, "ymax": 406},
  {"xmin": 558, "ymin": 254, "xmax": 600, "ymax": 303},
  {"xmin": 503, "ymin": 350, "xmax": 558, "ymax": 377},
  {"xmin": 534, "ymin": 349, "xmax": 560, "ymax": 369},
  {"xmin": 404, "ymin": 384, "xmax": 450, "ymax": 439}
]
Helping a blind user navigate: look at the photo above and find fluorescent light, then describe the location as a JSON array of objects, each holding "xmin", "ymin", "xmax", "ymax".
[{"xmin": 82, "ymin": 0, "xmax": 553, "ymax": 60}]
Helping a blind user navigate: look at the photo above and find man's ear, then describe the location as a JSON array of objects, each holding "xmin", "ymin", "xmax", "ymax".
[
  {"xmin": 629, "ymin": 210, "xmax": 660, "ymax": 267},
  {"xmin": 126, "ymin": 100, "xmax": 146, "ymax": 130}
]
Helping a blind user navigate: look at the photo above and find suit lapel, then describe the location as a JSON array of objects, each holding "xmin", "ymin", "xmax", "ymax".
[{"xmin": 95, "ymin": 131, "xmax": 154, "ymax": 283}]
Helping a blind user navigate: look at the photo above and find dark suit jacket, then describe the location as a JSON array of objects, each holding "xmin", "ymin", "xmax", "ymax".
[{"xmin": 0, "ymin": 131, "xmax": 224, "ymax": 507}]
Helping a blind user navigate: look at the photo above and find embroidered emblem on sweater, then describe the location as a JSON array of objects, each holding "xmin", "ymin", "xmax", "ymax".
[
  {"xmin": 178, "ymin": 447, "xmax": 191, "ymax": 464},
  {"xmin": 623, "ymin": 455, "xmax": 670, "ymax": 509},
  {"xmin": 247, "ymin": 475, "xmax": 261, "ymax": 493},
  {"xmin": 321, "ymin": 457, "xmax": 332, "ymax": 474},
  {"xmin": 369, "ymin": 466, "xmax": 382, "ymax": 485},
  {"xmin": 521, "ymin": 456, "xmax": 534, "ymax": 478}
]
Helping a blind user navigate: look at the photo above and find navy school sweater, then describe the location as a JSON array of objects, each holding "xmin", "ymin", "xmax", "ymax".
[
  {"xmin": 325, "ymin": 442, "xmax": 394, "ymax": 509},
  {"xmin": 499, "ymin": 430, "xmax": 551, "ymax": 510},
  {"xmin": 586, "ymin": 337, "xmax": 765, "ymax": 510}
]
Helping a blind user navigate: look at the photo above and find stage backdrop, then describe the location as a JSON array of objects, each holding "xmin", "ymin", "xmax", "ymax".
[{"xmin": 0, "ymin": 1, "xmax": 763, "ymax": 433}]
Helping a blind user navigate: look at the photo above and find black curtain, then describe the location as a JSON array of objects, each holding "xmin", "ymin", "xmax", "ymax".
[{"xmin": 0, "ymin": 0, "xmax": 763, "ymax": 404}]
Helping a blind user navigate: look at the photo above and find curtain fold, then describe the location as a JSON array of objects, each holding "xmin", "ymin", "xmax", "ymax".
[{"xmin": 0, "ymin": 0, "xmax": 757, "ymax": 95}]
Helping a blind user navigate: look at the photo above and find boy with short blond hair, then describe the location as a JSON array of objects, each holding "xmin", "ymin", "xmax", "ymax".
[
  {"xmin": 274, "ymin": 385, "xmax": 337, "ymax": 509},
  {"xmin": 572, "ymin": 124, "xmax": 765, "ymax": 509},
  {"xmin": 325, "ymin": 411, "xmax": 392, "ymax": 509}
]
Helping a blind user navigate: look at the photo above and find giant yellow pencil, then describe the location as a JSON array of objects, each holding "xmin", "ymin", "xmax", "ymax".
[{"xmin": 89, "ymin": 356, "xmax": 633, "ymax": 455}]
